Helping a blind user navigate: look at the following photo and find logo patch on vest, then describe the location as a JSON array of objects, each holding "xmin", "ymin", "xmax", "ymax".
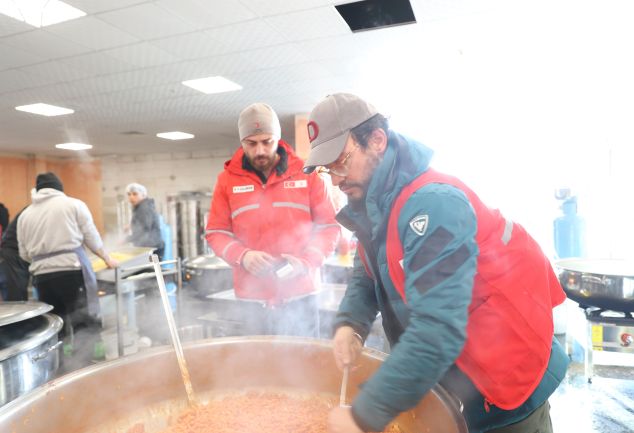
[
  {"xmin": 409, "ymin": 215, "xmax": 429, "ymax": 236},
  {"xmin": 233, "ymin": 185, "xmax": 255, "ymax": 194},
  {"xmin": 284, "ymin": 180, "xmax": 307, "ymax": 189}
]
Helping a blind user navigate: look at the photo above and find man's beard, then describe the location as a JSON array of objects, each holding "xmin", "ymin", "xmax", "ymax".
[
  {"xmin": 343, "ymin": 152, "xmax": 381, "ymax": 212},
  {"xmin": 249, "ymin": 154, "xmax": 276, "ymax": 172}
]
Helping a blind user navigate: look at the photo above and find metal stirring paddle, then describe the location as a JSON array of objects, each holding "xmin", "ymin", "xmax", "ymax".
[
  {"xmin": 339, "ymin": 364, "xmax": 350, "ymax": 407},
  {"xmin": 151, "ymin": 254, "xmax": 197, "ymax": 406}
]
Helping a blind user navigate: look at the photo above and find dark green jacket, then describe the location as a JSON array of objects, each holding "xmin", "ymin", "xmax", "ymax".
[{"xmin": 334, "ymin": 132, "xmax": 568, "ymax": 432}]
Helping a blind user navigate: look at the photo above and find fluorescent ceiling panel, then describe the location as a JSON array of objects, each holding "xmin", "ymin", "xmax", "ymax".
[
  {"xmin": 156, "ymin": 131, "xmax": 194, "ymax": 140},
  {"xmin": 181, "ymin": 76, "xmax": 242, "ymax": 94},
  {"xmin": 0, "ymin": 0, "xmax": 86, "ymax": 27},
  {"xmin": 55, "ymin": 142, "xmax": 92, "ymax": 150},
  {"xmin": 15, "ymin": 103, "xmax": 74, "ymax": 116}
]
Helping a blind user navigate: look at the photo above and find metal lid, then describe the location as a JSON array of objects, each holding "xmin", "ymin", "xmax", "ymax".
[
  {"xmin": 0, "ymin": 301, "xmax": 53, "ymax": 327},
  {"xmin": 184, "ymin": 254, "xmax": 231, "ymax": 270},
  {"xmin": 554, "ymin": 259, "xmax": 634, "ymax": 277},
  {"xmin": 0, "ymin": 313, "xmax": 63, "ymax": 361}
]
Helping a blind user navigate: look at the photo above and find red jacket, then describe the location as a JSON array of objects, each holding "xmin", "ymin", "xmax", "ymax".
[
  {"xmin": 206, "ymin": 140, "xmax": 339, "ymax": 303},
  {"xmin": 385, "ymin": 169, "xmax": 566, "ymax": 409}
]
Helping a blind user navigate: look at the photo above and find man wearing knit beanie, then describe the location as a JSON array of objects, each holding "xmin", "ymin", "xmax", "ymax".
[
  {"xmin": 18, "ymin": 172, "xmax": 117, "ymax": 372},
  {"xmin": 206, "ymin": 102, "xmax": 340, "ymax": 337},
  {"xmin": 35, "ymin": 172, "xmax": 64, "ymax": 192}
]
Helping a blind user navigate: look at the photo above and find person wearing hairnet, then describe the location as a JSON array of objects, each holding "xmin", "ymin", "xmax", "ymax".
[
  {"xmin": 126, "ymin": 183, "xmax": 164, "ymax": 260},
  {"xmin": 302, "ymin": 94, "xmax": 568, "ymax": 433}
]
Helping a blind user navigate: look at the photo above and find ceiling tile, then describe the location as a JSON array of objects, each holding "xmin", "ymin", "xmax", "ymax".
[
  {"xmin": 155, "ymin": 0, "xmax": 256, "ymax": 30},
  {"xmin": 238, "ymin": 0, "xmax": 334, "ymax": 17},
  {"xmin": 0, "ymin": 42, "xmax": 42, "ymax": 70},
  {"xmin": 153, "ymin": 31, "xmax": 230, "ymax": 59},
  {"xmin": 0, "ymin": 14, "xmax": 33, "ymax": 37},
  {"xmin": 19, "ymin": 61, "xmax": 93, "ymax": 85},
  {"xmin": 0, "ymin": 69, "xmax": 41, "ymax": 93},
  {"xmin": 239, "ymin": 44, "xmax": 310, "ymax": 69},
  {"xmin": 60, "ymin": 52, "xmax": 136, "ymax": 76},
  {"xmin": 99, "ymin": 3, "xmax": 192, "ymax": 40},
  {"xmin": 2, "ymin": 29, "xmax": 92, "ymax": 60},
  {"xmin": 45, "ymin": 17, "xmax": 139, "ymax": 50},
  {"xmin": 105, "ymin": 42, "xmax": 180, "ymax": 67},
  {"xmin": 204, "ymin": 20, "xmax": 287, "ymax": 53},
  {"xmin": 64, "ymin": 0, "xmax": 149, "ymax": 14},
  {"xmin": 264, "ymin": 6, "xmax": 349, "ymax": 42}
]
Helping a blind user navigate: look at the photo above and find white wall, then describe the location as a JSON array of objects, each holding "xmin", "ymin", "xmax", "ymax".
[{"xmin": 100, "ymin": 148, "xmax": 232, "ymax": 236}]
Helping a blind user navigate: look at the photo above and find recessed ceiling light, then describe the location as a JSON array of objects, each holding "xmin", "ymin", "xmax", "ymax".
[
  {"xmin": 156, "ymin": 131, "xmax": 195, "ymax": 140},
  {"xmin": 56, "ymin": 143, "xmax": 93, "ymax": 151},
  {"xmin": 182, "ymin": 76, "xmax": 242, "ymax": 94},
  {"xmin": 0, "ymin": 0, "xmax": 86, "ymax": 28},
  {"xmin": 15, "ymin": 103, "xmax": 74, "ymax": 117}
]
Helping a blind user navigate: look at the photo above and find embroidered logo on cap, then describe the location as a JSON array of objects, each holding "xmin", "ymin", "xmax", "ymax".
[
  {"xmin": 307, "ymin": 121, "xmax": 319, "ymax": 142},
  {"xmin": 409, "ymin": 215, "xmax": 429, "ymax": 236}
]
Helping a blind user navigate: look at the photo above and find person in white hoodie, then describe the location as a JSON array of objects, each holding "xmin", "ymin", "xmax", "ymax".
[{"xmin": 18, "ymin": 173, "xmax": 116, "ymax": 367}]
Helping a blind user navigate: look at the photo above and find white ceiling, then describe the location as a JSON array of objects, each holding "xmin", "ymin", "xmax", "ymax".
[{"xmin": 1, "ymin": 0, "xmax": 633, "ymax": 157}]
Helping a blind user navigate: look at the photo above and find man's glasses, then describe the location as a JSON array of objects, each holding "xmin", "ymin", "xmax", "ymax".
[{"xmin": 316, "ymin": 144, "xmax": 358, "ymax": 177}]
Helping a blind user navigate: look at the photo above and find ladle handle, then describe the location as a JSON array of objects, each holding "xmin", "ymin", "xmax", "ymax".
[
  {"xmin": 339, "ymin": 364, "xmax": 350, "ymax": 407},
  {"xmin": 151, "ymin": 254, "xmax": 197, "ymax": 406}
]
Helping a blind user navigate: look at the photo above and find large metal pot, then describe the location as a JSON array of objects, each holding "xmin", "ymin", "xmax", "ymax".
[
  {"xmin": 183, "ymin": 254, "xmax": 233, "ymax": 297},
  {"xmin": 555, "ymin": 258, "xmax": 634, "ymax": 312},
  {"xmin": 0, "ymin": 337, "xmax": 466, "ymax": 433},
  {"xmin": 0, "ymin": 312, "xmax": 63, "ymax": 406}
]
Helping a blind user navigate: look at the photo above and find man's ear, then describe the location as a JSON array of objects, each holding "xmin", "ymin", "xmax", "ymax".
[{"xmin": 367, "ymin": 128, "xmax": 388, "ymax": 155}]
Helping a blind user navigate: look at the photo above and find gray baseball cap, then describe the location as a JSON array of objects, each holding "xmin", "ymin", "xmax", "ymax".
[
  {"xmin": 303, "ymin": 93, "xmax": 378, "ymax": 173},
  {"xmin": 238, "ymin": 103, "xmax": 281, "ymax": 141}
]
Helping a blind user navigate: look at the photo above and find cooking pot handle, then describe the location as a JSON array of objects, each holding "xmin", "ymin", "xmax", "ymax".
[{"xmin": 31, "ymin": 341, "xmax": 63, "ymax": 363}]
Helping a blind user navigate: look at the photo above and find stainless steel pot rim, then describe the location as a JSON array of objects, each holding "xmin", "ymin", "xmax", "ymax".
[
  {"xmin": 0, "ymin": 314, "xmax": 63, "ymax": 362},
  {"xmin": 0, "ymin": 301, "xmax": 53, "ymax": 327},
  {"xmin": 554, "ymin": 258, "xmax": 634, "ymax": 277}
]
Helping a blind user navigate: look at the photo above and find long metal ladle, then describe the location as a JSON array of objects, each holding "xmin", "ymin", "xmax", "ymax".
[
  {"xmin": 151, "ymin": 254, "xmax": 197, "ymax": 406},
  {"xmin": 339, "ymin": 364, "xmax": 350, "ymax": 407}
]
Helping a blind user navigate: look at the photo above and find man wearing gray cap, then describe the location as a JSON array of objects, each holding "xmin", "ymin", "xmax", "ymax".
[
  {"xmin": 206, "ymin": 103, "xmax": 339, "ymax": 337},
  {"xmin": 303, "ymin": 93, "xmax": 568, "ymax": 433}
]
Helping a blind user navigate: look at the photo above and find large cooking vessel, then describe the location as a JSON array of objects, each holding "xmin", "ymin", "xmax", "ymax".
[
  {"xmin": 555, "ymin": 258, "xmax": 634, "ymax": 312},
  {"xmin": 182, "ymin": 253, "xmax": 233, "ymax": 297},
  {"xmin": 0, "ymin": 337, "xmax": 467, "ymax": 433},
  {"xmin": 0, "ymin": 303, "xmax": 63, "ymax": 406}
]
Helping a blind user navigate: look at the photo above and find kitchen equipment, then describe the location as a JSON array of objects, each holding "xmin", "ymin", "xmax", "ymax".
[
  {"xmin": 555, "ymin": 259, "xmax": 634, "ymax": 381},
  {"xmin": 0, "ymin": 301, "xmax": 63, "ymax": 406},
  {"xmin": 0, "ymin": 301, "xmax": 52, "ymax": 326},
  {"xmin": 555, "ymin": 258, "xmax": 634, "ymax": 312},
  {"xmin": 166, "ymin": 191, "xmax": 212, "ymax": 261},
  {"xmin": 182, "ymin": 253, "xmax": 233, "ymax": 297},
  {"xmin": 151, "ymin": 254, "xmax": 197, "ymax": 405},
  {"xmin": 340, "ymin": 364, "xmax": 349, "ymax": 407},
  {"xmin": 0, "ymin": 337, "xmax": 467, "ymax": 433}
]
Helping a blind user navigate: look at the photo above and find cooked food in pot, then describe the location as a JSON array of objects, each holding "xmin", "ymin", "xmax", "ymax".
[{"xmin": 126, "ymin": 391, "xmax": 401, "ymax": 433}]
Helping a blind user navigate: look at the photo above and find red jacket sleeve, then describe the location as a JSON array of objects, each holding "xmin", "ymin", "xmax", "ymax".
[
  {"xmin": 298, "ymin": 173, "xmax": 340, "ymax": 267},
  {"xmin": 205, "ymin": 173, "xmax": 249, "ymax": 266}
]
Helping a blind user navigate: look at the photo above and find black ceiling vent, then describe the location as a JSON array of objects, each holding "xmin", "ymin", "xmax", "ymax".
[
  {"xmin": 120, "ymin": 130, "xmax": 145, "ymax": 135},
  {"xmin": 335, "ymin": 0, "xmax": 416, "ymax": 33}
]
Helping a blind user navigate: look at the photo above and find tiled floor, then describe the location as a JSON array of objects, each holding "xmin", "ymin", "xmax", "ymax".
[{"xmin": 551, "ymin": 362, "xmax": 634, "ymax": 433}]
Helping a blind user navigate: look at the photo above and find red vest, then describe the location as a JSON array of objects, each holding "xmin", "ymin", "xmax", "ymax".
[{"xmin": 381, "ymin": 169, "xmax": 565, "ymax": 409}]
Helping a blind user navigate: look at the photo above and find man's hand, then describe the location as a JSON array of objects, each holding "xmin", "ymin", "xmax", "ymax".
[
  {"xmin": 104, "ymin": 255, "xmax": 118, "ymax": 269},
  {"xmin": 278, "ymin": 254, "xmax": 308, "ymax": 279},
  {"xmin": 241, "ymin": 250, "xmax": 276, "ymax": 275},
  {"xmin": 328, "ymin": 406, "xmax": 363, "ymax": 433},
  {"xmin": 333, "ymin": 325, "xmax": 363, "ymax": 371}
]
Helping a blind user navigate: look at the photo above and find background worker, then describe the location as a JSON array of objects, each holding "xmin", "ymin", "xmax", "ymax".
[
  {"xmin": 206, "ymin": 102, "xmax": 339, "ymax": 337},
  {"xmin": 18, "ymin": 172, "xmax": 117, "ymax": 371}
]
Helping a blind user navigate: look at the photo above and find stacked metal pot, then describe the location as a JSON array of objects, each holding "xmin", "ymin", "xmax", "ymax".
[{"xmin": 0, "ymin": 301, "xmax": 62, "ymax": 406}]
